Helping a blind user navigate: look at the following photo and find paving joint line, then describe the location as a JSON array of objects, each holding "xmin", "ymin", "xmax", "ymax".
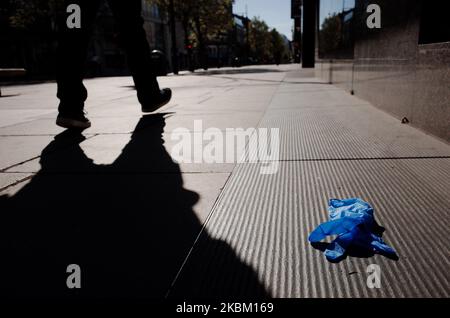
[
  {"xmin": 0, "ymin": 174, "xmax": 34, "ymax": 193},
  {"xmin": 0, "ymin": 133, "xmax": 100, "ymax": 173},
  {"xmin": 258, "ymin": 156, "xmax": 450, "ymax": 163}
]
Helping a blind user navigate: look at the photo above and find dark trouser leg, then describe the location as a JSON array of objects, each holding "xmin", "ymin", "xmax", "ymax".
[
  {"xmin": 56, "ymin": 0, "xmax": 101, "ymax": 115},
  {"xmin": 108, "ymin": 0, "xmax": 160, "ymax": 105}
]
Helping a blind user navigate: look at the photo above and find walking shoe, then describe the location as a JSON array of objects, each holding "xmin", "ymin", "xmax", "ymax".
[
  {"xmin": 56, "ymin": 112, "xmax": 91, "ymax": 129},
  {"xmin": 141, "ymin": 88, "xmax": 172, "ymax": 113}
]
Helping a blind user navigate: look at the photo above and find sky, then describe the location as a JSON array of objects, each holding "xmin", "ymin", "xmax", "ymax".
[
  {"xmin": 233, "ymin": 0, "xmax": 293, "ymax": 40},
  {"xmin": 233, "ymin": 0, "xmax": 357, "ymax": 40},
  {"xmin": 319, "ymin": 0, "xmax": 355, "ymax": 25}
]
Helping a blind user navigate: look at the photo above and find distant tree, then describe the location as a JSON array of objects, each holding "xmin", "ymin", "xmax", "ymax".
[
  {"xmin": 146, "ymin": 0, "xmax": 195, "ymax": 49},
  {"xmin": 248, "ymin": 17, "xmax": 272, "ymax": 63},
  {"xmin": 319, "ymin": 13, "xmax": 343, "ymax": 57},
  {"xmin": 148, "ymin": 0, "xmax": 233, "ymax": 69},
  {"xmin": 5, "ymin": 0, "xmax": 63, "ymax": 31},
  {"xmin": 270, "ymin": 28, "xmax": 289, "ymax": 64},
  {"xmin": 191, "ymin": 0, "xmax": 233, "ymax": 69}
]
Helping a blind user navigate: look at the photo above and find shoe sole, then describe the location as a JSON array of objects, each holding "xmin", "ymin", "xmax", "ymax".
[{"xmin": 56, "ymin": 117, "xmax": 91, "ymax": 129}]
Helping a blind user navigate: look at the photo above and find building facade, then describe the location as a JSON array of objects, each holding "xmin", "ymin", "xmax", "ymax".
[
  {"xmin": 88, "ymin": 0, "xmax": 185, "ymax": 76},
  {"xmin": 312, "ymin": 0, "xmax": 449, "ymax": 141},
  {"xmin": 0, "ymin": 0, "xmax": 185, "ymax": 79}
]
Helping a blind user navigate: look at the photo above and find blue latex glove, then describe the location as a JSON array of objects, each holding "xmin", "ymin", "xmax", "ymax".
[{"xmin": 309, "ymin": 198, "xmax": 397, "ymax": 262}]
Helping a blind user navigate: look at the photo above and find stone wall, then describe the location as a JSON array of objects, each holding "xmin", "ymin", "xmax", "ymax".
[{"xmin": 315, "ymin": 0, "xmax": 449, "ymax": 141}]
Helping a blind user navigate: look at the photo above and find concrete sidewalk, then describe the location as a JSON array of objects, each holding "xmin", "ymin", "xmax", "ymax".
[{"xmin": 1, "ymin": 65, "xmax": 449, "ymax": 299}]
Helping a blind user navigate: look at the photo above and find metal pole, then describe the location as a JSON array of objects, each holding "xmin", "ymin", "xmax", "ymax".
[
  {"xmin": 169, "ymin": 0, "xmax": 179, "ymax": 74},
  {"xmin": 302, "ymin": 0, "xmax": 317, "ymax": 68}
]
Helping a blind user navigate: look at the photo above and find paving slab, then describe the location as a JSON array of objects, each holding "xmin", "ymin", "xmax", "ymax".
[
  {"xmin": 260, "ymin": 107, "xmax": 450, "ymax": 160},
  {"xmin": 171, "ymin": 159, "xmax": 450, "ymax": 298},
  {"xmin": 0, "ymin": 136, "xmax": 56, "ymax": 171},
  {"xmin": 0, "ymin": 109, "xmax": 58, "ymax": 129}
]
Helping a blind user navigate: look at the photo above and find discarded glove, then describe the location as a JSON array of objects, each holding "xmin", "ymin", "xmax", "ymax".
[{"xmin": 309, "ymin": 198, "xmax": 398, "ymax": 263}]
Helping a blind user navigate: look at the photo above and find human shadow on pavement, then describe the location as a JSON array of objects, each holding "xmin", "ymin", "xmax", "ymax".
[{"xmin": 0, "ymin": 114, "xmax": 269, "ymax": 301}]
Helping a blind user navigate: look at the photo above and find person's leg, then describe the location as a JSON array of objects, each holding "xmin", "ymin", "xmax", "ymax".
[
  {"xmin": 55, "ymin": 0, "xmax": 101, "ymax": 128},
  {"xmin": 107, "ymin": 0, "xmax": 171, "ymax": 111}
]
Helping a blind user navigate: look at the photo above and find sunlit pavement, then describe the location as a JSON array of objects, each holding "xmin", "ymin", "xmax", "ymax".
[{"xmin": 1, "ymin": 64, "xmax": 449, "ymax": 299}]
